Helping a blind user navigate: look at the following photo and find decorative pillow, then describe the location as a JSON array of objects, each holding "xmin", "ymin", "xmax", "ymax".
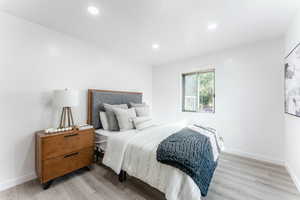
[
  {"xmin": 134, "ymin": 106, "xmax": 150, "ymax": 117},
  {"xmin": 113, "ymin": 108, "xmax": 137, "ymax": 131},
  {"xmin": 103, "ymin": 103, "xmax": 128, "ymax": 131},
  {"xmin": 99, "ymin": 111, "xmax": 109, "ymax": 130},
  {"xmin": 132, "ymin": 117, "xmax": 154, "ymax": 130},
  {"xmin": 129, "ymin": 102, "xmax": 147, "ymax": 107}
]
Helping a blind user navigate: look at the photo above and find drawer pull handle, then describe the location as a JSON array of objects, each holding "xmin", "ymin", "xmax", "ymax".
[
  {"xmin": 64, "ymin": 133, "xmax": 79, "ymax": 138},
  {"xmin": 64, "ymin": 152, "xmax": 79, "ymax": 158}
]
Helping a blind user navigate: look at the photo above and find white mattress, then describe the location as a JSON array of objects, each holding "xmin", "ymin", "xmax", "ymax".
[
  {"xmin": 101, "ymin": 124, "xmax": 222, "ymax": 200},
  {"xmin": 95, "ymin": 129, "xmax": 135, "ymax": 137},
  {"xmin": 95, "ymin": 129, "xmax": 136, "ymax": 151},
  {"xmin": 102, "ymin": 124, "xmax": 205, "ymax": 200}
]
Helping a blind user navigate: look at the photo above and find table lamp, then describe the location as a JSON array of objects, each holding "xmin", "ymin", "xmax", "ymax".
[{"xmin": 54, "ymin": 88, "xmax": 79, "ymax": 128}]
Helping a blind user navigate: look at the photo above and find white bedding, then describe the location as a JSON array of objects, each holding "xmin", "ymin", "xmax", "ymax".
[
  {"xmin": 102, "ymin": 123, "xmax": 221, "ymax": 200},
  {"xmin": 95, "ymin": 128, "xmax": 136, "ymax": 137},
  {"xmin": 95, "ymin": 129, "xmax": 136, "ymax": 151}
]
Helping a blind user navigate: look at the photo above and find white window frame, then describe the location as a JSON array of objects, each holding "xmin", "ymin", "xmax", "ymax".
[{"xmin": 181, "ymin": 69, "xmax": 215, "ymax": 113}]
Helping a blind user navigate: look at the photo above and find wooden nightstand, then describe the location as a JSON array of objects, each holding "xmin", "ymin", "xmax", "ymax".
[{"xmin": 35, "ymin": 128, "xmax": 94, "ymax": 189}]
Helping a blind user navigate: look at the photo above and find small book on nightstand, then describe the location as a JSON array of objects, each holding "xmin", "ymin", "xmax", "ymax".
[{"xmin": 77, "ymin": 124, "xmax": 94, "ymax": 130}]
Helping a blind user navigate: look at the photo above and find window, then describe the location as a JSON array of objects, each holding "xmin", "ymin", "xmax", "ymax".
[{"xmin": 182, "ymin": 70, "xmax": 215, "ymax": 113}]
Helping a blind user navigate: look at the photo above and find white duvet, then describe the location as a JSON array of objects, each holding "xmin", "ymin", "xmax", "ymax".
[{"xmin": 103, "ymin": 123, "xmax": 221, "ymax": 200}]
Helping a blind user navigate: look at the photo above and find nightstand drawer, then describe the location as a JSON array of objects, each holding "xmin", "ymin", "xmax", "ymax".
[
  {"xmin": 42, "ymin": 130, "xmax": 94, "ymax": 160},
  {"xmin": 42, "ymin": 147, "xmax": 93, "ymax": 183}
]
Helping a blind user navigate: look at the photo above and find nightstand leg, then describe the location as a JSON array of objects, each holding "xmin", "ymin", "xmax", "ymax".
[
  {"xmin": 95, "ymin": 147, "xmax": 99, "ymax": 162},
  {"xmin": 42, "ymin": 180, "xmax": 53, "ymax": 190}
]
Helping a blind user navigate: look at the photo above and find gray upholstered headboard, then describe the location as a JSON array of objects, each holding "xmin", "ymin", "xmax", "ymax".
[{"xmin": 87, "ymin": 89, "xmax": 143, "ymax": 129}]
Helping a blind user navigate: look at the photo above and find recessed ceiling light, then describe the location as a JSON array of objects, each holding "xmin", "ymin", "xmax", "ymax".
[
  {"xmin": 207, "ymin": 23, "xmax": 218, "ymax": 31},
  {"xmin": 152, "ymin": 43, "xmax": 160, "ymax": 50},
  {"xmin": 88, "ymin": 6, "xmax": 99, "ymax": 15}
]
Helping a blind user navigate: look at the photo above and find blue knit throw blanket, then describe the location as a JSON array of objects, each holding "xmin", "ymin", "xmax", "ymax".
[{"xmin": 156, "ymin": 128, "xmax": 218, "ymax": 197}]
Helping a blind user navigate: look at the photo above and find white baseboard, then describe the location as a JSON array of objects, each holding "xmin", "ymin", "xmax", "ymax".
[
  {"xmin": 223, "ymin": 148, "xmax": 285, "ymax": 166},
  {"xmin": 286, "ymin": 163, "xmax": 300, "ymax": 192},
  {"xmin": 0, "ymin": 172, "xmax": 36, "ymax": 192}
]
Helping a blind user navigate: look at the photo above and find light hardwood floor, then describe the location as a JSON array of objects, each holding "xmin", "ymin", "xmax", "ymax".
[{"xmin": 1, "ymin": 153, "xmax": 299, "ymax": 200}]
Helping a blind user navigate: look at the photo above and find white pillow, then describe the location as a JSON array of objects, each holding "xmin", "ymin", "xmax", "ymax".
[
  {"xmin": 132, "ymin": 117, "xmax": 154, "ymax": 130},
  {"xmin": 134, "ymin": 106, "xmax": 150, "ymax": 117},
  {"xmin": 130, "ymin": 102, "xmax": 147, "ymax": 107},
  {"xmin": 99, "ymin": 111, "xmax": 109, "ymax": 130},
  {"xmin": 113, "ymin": 108, "xmax": 137, "ymax": 131},
  {"xmin": 103, "ymin": 103, "xmax": 128, "ymax": 131}
]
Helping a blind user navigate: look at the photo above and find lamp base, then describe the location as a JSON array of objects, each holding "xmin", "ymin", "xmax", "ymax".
[{"xmin": 59, "ymin": 107, "xmax": 74, "ymax": 128}]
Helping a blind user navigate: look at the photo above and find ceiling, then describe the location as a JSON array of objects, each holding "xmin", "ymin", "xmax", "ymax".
[{"xmin": 1, "ymin": 0, "xmax": 300, "ymax": 65}]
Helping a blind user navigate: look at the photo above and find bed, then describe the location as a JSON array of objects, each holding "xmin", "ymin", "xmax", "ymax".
[{"xmin": 87, "ymin": 89, "xmax": 220, "ymax": 200}]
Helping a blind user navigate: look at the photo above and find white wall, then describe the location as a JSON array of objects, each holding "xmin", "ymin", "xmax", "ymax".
[
  {"xmin": 285, "ymin": 11, "xmax": 300, "ymax": 191},
  {"xmin": 0, "ymin": 12, "xmax": 152, "ymax": 191},
  {"xmin": 153, "ymin": 39, "xmax": 285, "ymax": 164}
]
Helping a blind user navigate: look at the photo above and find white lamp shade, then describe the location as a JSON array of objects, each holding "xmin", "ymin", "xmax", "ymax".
[{"xmin": 53, "ymin": 89, "xmax": 79, "ymax": 107}]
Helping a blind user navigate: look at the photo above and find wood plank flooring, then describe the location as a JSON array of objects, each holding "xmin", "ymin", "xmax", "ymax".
[{"xmin": 0, "ymin": 153, "xmax": 299, "ymax": 200}]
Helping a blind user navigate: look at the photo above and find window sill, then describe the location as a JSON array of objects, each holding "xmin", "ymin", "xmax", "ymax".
[{"xmin": 182, "ymin": 110, "xmax": 215, "ymax": 114}]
